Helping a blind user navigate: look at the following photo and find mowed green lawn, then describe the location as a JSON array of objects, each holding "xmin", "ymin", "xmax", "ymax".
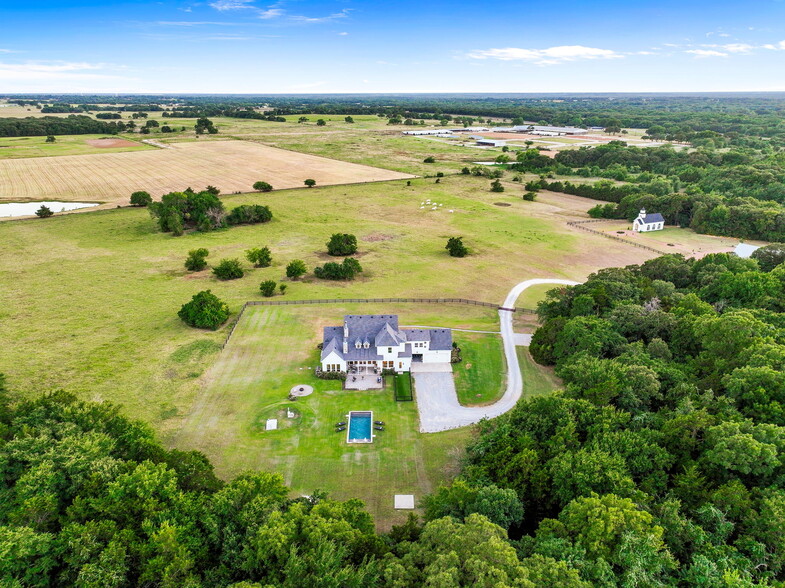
[
  {"xmin": 175, "ymin": 304, "xmax": 488, "ymax": 529},
  {"xmin": 452, "ymin": 333, "xmax": 506, "ymax": 406}
]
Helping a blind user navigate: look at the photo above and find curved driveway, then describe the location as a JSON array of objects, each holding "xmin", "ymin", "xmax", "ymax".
[{"xmin": 416, "ymin": 278, "xmax": 579, "ymax": 433}]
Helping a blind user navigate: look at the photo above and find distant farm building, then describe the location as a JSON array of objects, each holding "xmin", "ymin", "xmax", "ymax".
[
  {"xmin": 632, "ymin": 209, "xmax": 665, "ymax": 232},
  {"xmin": 476, "ymin": 138, "xmax": 507, "ymax": 147},
  {"xmin": 493, "ymin": 125, "xmax": 589, "ymax": 136},
  {"xmin": 402, "ymin": 129, "xmax": 451, "ymax": 136},
  {"xmin": 734, "ymin": 243, "xmax": 761, "ymax": 259}
]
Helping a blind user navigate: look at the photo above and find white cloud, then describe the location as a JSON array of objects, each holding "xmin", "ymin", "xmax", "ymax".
[
  {"xmin": 686, "ymin": 49, "xmax": 728, "ymax": 57},
  {"xmin": 289, "ymin": 9, "xmax": 351, "ymax": 23},
  {"xmin": 210, "ymin": 0, "xmax": 256, "ymax": 10},
  {"xmin": 717, "ymin": 43, "xmax": 754, "ymax": 53},
  {"xmin": 467, "ymin": 45, "xmax": 622, "ymax": 65},
  {"xmin": 0, "ymin": 61, "xmax": 127, "ymax": 81},
  {"xmin": 338, "ymin": 31, "xmax": 348, "ymax": 36},
  {"xmin": 258, "ymin": 8, "xmax": 284, "ymax": 18}
]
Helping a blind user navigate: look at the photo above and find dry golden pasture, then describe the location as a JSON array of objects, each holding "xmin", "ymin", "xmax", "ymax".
[{"xmin": 0, "ymin": 140, "xmax": 413, "ymax": 205}]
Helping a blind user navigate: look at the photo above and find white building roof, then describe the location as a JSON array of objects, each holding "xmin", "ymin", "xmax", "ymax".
[{"xmin": 734, "ymin": 243, "xmax": 761, "ymax": 259}]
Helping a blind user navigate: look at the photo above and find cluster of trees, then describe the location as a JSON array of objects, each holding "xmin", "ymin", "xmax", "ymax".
[
  {"xmin": 0, "ymin": 380, "xmax": 618, "ymax": 586},
  {"xmin": 0, "ymin": 115, "xmax": 124, "ymax": 137},
  {"xmin": 147, "ymin": 187, "xmax": 272, "ymax": 236},
  {"xmin": 421, "ymin": 254, "xmax": 785, "ymax": 584},
  {"xmin": 586, "ymin": 191, "xmax": 785, "ymax": 242},
  {"xmin": 313, "ymin": 257, "xmax": 363, "ymax": 280},
  {"xmin": 194, "ymin": 117, "xmax": 218, "ymax": 134}
]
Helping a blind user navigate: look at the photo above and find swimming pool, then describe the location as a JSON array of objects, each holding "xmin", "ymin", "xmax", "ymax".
[{"xmin": 347, "ymin": 411, "xmax": 373, "ymax": 443}]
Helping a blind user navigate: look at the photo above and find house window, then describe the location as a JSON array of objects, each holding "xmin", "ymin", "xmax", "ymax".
[{"xmin": 388, "ymin": 347, "xmax": 392, "ymax": 353}]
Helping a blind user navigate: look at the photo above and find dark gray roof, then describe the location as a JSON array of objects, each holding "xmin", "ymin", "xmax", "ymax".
[
  {"xmin": 638, "ymin": 212, "xmax": 665, "ymax": 224},
  {"xmin": 321, "ymin": 315, "xmax": 453, "ymax": 360},
  {"xmin": 403, "ymin": 328, "xmax": 452, "ymax": 350}
]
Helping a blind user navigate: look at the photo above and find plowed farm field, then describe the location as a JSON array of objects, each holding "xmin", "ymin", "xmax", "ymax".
[{"xmin": 0, "ymin": 140, "xmax": 413, "ymax": 205}]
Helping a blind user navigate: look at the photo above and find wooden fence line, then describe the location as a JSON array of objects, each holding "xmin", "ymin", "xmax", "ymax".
[
  {"xmin": 222, "ymin": 297, "xmax": 537, "ymax": 349},
  {"xmin": 567, "ymin": 220, "xmax": 668, "ymax": 255}
]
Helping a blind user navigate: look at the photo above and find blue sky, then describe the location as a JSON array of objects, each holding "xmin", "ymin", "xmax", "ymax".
[{"xmin": 1, "ymin": 0, "xmax": 785, "ymax": 93}]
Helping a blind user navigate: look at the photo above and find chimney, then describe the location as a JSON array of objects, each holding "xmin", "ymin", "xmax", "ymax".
[
  {"xmin": 343, "ymin": 339, "xmax": 348, "ymax": 354},
  {"xmin": 343, "ymin": 318, "xmax": 348, "ymax": 338}
]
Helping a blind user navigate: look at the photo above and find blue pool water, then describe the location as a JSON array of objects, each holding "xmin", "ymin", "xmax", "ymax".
[{"xmin": 347, "ymin": 411, "xmax": 373, "ymax": 443}]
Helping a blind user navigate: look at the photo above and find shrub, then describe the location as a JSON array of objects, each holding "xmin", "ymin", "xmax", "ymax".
[
  {"xmin": 279, "ymin": 283, "xmax": 287, "ymax": 294},
  {"xmin": 212, "ymin": 258, "xmax": 244, "ymax": 280},
  {"xmin": 326, "ymin": 233, "xmax": 358, "ymax": 256},
  {"xmin": 446, "ymin": 237, "xmax": 468, "ymax": 258},
  {"xmin": 286, "ymin": 259, "xmax": 307, "ymax": 279},
  {"xmin": 423, "ymin": 156, "xmax": 436, "ymax": 163},
  {"xmin": 35, "ymin": 205, "xmax": 53, "ymax": 218},
  {"xmin": 436, "ymin": 172, "xmax": 444, "ymax": 178},
  {"xmin": 522, "ymin": 191, "xmax": 537, "ymax": 201},
  {"xmin": 205, "ymin": 185, "xmax": 220, "ymax": 195},
  {"xmin": 225, "ymin": 204, "xmax": 272, "ymax": 226},
  {"xmin": 260, "ymin": 280, "xmax": 277, "ymax": 297},
  {"xmin": 461, "ymin": 167, "xmax": 470, "ymax": 175},
  {"xmin": 304, "ymin": 179, "xmax": 316, "ymax": 188},
  {"xmin": 314, "ymin": 257, "xmax": 363, "ymax": 280},
  {"xmin": 253, "ymin": 181, "xmax": 273, "ymax": 192},
  {"xmin": 246, "ymin": 246, "xmax": 272, "ymax": 268},
  {"xmin": 316, "ymin": 119, "xmax": 326, "ymax": 126},
  {"xmin": 178, "ymin": 290, "xmax": 230, "ymax": 330},
  {"xmin": 490, "ymin": 179, "xmax": 504, "ymax": 193},
  {"xmin": 185, "ymin": 248, "xmax": 209, "ymax": 271},
  {"xmin": 130, "ymin": 191, "xmax": 152, "ymax": 207}
]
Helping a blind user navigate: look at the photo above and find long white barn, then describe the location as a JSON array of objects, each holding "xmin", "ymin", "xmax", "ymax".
[{"xmin": 320, "ymin": 314, "xmax": 452, "ymax": 374}]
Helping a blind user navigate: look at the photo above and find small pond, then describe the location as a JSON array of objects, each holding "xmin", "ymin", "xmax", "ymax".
[{"xmin": 0, "ymin": 201, "xmax": 100, "ymax": 218}]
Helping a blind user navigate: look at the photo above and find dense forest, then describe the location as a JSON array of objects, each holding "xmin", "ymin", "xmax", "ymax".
[
  {"xmin": 517, "ymin": 141, "xmax": 785, "ymax": 243},
  {"xmin": 3, "ymin": 250, "xmax": 785, "ymax": 586}
]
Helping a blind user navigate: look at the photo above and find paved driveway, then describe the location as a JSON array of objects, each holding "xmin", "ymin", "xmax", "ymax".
[{"xmin": 414, "ymin": 278, "xmax": 580, "ymax": 432}]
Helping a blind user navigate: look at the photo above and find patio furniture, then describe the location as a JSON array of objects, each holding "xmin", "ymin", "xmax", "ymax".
[
  {"xmin": 374, "ymin": 421, "xmax": 385, "ymax": 426},
  {"xmin": 336, "ymin": 422, "xmax": 347, "ymax": 427},
  {"xmin": 373, "ymin": 425, "xmax": 384, "ymax": 431},
  {"xmin": 336, "ymin": 426, "xmax": 346, "ymax": 432}
]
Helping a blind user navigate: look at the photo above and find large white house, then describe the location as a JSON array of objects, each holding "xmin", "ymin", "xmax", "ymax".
[
  {"xmin": 632, "ymin": 209, "xmax": 665, "ymax": 232},
  {"xmin": 320, "ymin": 314, "xmax": 452, "ymax": 374}
]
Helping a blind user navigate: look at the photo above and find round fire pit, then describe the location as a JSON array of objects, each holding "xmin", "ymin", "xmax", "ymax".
[{"xmin": 289, "ymin": 384, "xmax": 314, "ymax": 397}]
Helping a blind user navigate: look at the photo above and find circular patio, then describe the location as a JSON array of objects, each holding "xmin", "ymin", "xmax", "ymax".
[{"xmin": 289, "ymin": 384, "xmax": 314, "ymax": 397}]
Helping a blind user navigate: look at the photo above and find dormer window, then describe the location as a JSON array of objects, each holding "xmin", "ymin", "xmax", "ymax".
[
  {"xmin": 355, "ymin": 339, "xmax": 361, "ymax": 349},
  {"xmin": 364, "ymin": 341, "xmax": 370, "ymax": 349}
]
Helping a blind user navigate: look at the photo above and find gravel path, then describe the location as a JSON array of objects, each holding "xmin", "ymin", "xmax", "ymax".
[{"xmin": 416, "ymin": 278, "xmax": 579, "ymax": 433}]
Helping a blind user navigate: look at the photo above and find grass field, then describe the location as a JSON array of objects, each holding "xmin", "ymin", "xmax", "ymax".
[
  {"xmin": 0, "ymin": 166, "xmax": 677, "ymax": 525},
  {"xmin": 0, "ymin": 176, "xmax": 658, "ymax": 418},
  {"xmin": 452, "ymin": 333, "xmax": 506, "ymax": 406},
  {"xmin": 0, "ymin": 134, "xmax": 152, "ymax": 159},
  {"xmin": 0, "ymin": 140, "xmax": 412, "ymax": 205},
  {"xmin": 175, "ymin": 303, "xmax": 493, "ymax": 529},
  {"xmin": 518, "ymin": 347, "xmax": 563, "ymax": 398}
]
